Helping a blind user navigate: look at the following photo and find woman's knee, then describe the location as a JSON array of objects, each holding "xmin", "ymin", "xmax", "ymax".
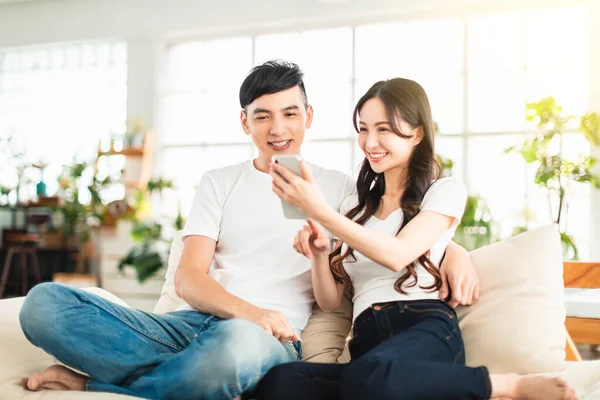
[
  {"xmin": 253, "ymin": 363, "xmax": 305, "ymax": 400},
  {"xmin": 340, "ymin": 357, "xmax": 394, "ymax": 400}
]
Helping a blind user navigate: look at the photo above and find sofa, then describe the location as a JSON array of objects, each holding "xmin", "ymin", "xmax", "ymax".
[{"xmin": 1, "ymin": 225, "xmax": 600, "ymax": 399}]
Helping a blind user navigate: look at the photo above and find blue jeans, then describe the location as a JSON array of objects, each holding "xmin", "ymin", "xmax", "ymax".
[
  {"xmin": 19, "ymin": 282, "xmax": 301, "ymax": 400},
  {"xmin": 254, "ymin": 299, "xmax": 491, "ymax": 400}
]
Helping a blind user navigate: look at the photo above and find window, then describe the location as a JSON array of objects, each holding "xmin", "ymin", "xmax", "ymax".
[
  {"xmin": 0, "ymin": 42, "xmax": 127, "ymax": 198},
  {"xmin": 158, "ymin": 4, "xmax": 592, "ymax": 257}
]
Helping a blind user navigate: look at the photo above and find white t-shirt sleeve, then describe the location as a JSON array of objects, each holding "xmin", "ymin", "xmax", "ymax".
[
  {"xmin": 181, "ymin": 173, "xmax": 222, "ymax": 241},
  {"xmin": 420, "ymin": 177, "xmax": 467, "ymax": 228},
  {"xmin": 339, "ymin": 175, "xmax": 357, "ymax": 212}
]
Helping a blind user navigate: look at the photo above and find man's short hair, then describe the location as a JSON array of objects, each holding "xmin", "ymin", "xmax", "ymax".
[{"xmin": 239, "ymin": 60, "xmax": 308, "ymax": 110}]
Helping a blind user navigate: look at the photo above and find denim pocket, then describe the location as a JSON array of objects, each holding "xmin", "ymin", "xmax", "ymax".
[{"xmin": 403, "ymin": 305, "xmax": 455, "ymax": 320}]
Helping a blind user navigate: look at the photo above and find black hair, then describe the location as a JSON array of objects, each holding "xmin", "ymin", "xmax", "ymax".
[{"xmin": 239, "ymin": 60, "xmax": 308, "ymax": 109}]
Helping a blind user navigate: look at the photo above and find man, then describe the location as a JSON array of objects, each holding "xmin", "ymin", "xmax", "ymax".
[{"xmin": 19, "ymin": 60, "xmax": 478, "ymax": 400}]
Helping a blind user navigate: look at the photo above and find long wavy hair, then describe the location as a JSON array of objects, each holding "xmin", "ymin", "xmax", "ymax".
[{"xmin": 329, "ymin": 78, "xmax": 442, "ymax": 295}]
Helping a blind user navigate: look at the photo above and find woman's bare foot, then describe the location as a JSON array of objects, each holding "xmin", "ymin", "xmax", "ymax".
[
  {"xmin": 490, "ymin": 374, "xmax": 577, "ymax": 400},
  {"xmin": 22, "ymin": 365, "xmax": 89, "ymax": 392},
  {"xmin": 514, "ymin": 376, "xmax": 577, "ymax": 400}
]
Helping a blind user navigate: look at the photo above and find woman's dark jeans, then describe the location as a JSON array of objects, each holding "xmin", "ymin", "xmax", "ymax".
[{"xmin": 253, "ymin": 299, "xmax": 492, "ymax": 400}]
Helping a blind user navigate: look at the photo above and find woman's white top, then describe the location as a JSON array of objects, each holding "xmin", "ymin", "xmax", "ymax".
[{"xmin": 340, "ymin": 177, "xmax": 467, "ymax": 321}]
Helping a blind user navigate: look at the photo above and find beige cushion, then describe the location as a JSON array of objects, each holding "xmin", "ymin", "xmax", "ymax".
[
  {"xmin": 301, "ymin": 285, "xmax": 353, "ymax": 363},
  {"xmin": 456, "ymin": 224, "xmax": 566, "ymax": 374}
]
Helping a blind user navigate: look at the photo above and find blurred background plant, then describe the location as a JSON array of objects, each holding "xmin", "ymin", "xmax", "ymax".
[
  {"xmin": 118, "ymin": 177, "xmax": 187, "ymax": 283},
  {"xmin": 506, "ymin": 97, "xmax": 600, "ymax": 260}
]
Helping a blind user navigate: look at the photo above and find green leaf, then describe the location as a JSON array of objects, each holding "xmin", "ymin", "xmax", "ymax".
[
  {"xmin": 560, "ymin": 233, "xmax": 579, "ymax": 261},
  {"xmin": 580, "ymin": 112, "xmax": 600, "ymax": 146},
  {"xmin": 118, "ymin": 243, "xmax": 165, "ymax": 283}
]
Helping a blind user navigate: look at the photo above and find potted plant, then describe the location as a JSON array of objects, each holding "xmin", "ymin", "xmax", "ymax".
[
  {"xmin": 506, "ymin": 97, "xmax": 600, "ymax": 259},
  {"xmin": 454, "ymin": 195, "xmax": 493, "ymax": 251},
  {"xmin": 118, "ymin": 177, "xmax": 180, "ymax": 283}
]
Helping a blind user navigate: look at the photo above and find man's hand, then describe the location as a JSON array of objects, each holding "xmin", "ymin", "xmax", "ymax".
[
  {"xmin": 439, "ymin": 241, "xmax": 480, "ymax": 308},
  {"xmin": 238, "ymin": 306, "xmax": 300, "ymax": 344}
]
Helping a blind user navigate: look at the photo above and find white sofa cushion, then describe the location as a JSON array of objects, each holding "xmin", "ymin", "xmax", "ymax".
[
  {"xmin": 153, "ymin": 231, "xmax": 186, "ymax": 315},
  {"xmin": 456, "ymin": 225, "xmax": 567, "ymax": 374}
]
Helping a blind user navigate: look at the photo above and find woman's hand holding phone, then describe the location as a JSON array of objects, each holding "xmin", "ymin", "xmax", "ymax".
[{"xmin": 269, "ymin": 160, "xmax": 329, "ymax": 221}]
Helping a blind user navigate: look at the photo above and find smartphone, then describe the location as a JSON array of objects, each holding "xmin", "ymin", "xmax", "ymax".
[{"xmin": 272, "ymin": 155, "xmax": 308, "ymax": 220}]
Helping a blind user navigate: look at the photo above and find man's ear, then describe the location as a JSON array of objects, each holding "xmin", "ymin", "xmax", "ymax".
[
  {"xmin": 305, "ymin": 104, "xmax": 314, "ymax": 129},
  {"xmin": 240, "ymin": 109, "xmax": 251, "ymax": 136}
]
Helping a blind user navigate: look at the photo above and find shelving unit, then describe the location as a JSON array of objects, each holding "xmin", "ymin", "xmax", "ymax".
[
  {"xmin": 95, "ymin": 130, "xmax": 154, "ymax": 192},
  {"xmin": 94, "ymin": 131, "xmax": 162, "ymax": 311}
]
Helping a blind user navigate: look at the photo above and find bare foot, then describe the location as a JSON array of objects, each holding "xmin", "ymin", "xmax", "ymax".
[
  {"xmin": 514, "ymin": 376, "xmax": 577, "ymax": 400},
  {"xmin": 23, "ymin": 365, "xmax": 89, "ymax": 392}
]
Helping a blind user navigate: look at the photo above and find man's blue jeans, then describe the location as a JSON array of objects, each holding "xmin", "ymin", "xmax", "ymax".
[{"xmin": 19, "ymin": 282, "xmax": 301, "ymax": 400}]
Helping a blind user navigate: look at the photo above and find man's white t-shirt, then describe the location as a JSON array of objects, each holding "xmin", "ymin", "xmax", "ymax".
[
  {"xmin": 179, "ymin": 160, "xmax": 355, "ymax": 332},
  {"xmin": 340, "ymin": 177, "xmax": 467, "ymax": 321}
]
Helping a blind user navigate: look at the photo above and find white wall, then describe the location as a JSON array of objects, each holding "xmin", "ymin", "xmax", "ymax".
[{"xmin": 0, "ymin": 0, "xmax": 590, "ymax": 47}]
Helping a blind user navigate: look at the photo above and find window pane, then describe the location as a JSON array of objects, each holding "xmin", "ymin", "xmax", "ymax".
[
  {"xmin": 305, "ymin": 81, "xmax": 353, "ymax": 139},
  {"xmin": 526, "ymin": 6, "xmax": 589, "ymax": 69},
  {"xmin": 467, "ymin": 135, "xmax": 528, "ymax": 239},
  {"xmin": 405, "ymin": 18, "xmax": 463, "ymax": 73},
  {"xmin": 255, "ymin": 28, "xmax": 353, "ymax": 82},
  {"xmin": 160, "ymin": 145, "xmax": 253, "ymax": 218},
  {"xmin": 526, "ymin": 66, "xmax": 589, "ymax": 120},
  {"xmin": 0, "ymin": 42, "xmax": 127, "ymax": 195},
  {"xmin": 468, "ymin": 13, "xmax": 525, "ymax": 72},
  {"xmin": 468, "ymin": 70, "xmax": 526, "ymax": 132},
  {"xmin": 164, "ymin": 37, "xmax": 252, "ymax": 93},
  {"xmin": 160, "ymin": 37, "xmax": 253, "ymax": 145},
  {"xmin": 410, "ymin": 71, "xmax": 464, "ymax": 134},
  {"xmin": 436, "ymin": 135, "xmax": 463, "ymax": 179},
  {"xmin": 356, "ymin": 18, "xmax": 463, "ymax": 82},
  {"xmin": 355, "ymin": 22, "xmax": 409, "ymax": 81},
  {"xmin": 302, "ymin": 140, "xmax": 353, "ymax": 176}
]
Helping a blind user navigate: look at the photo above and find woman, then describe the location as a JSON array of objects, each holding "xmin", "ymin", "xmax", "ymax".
[{"xmin": 255, "ymin": 78, "xmax": 576, "ymax": 400}]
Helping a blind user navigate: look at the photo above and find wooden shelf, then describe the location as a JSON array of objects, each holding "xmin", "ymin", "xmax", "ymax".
[{"xmin": 98, "ymin": 148, "xmax": 145, "ymax": 157}]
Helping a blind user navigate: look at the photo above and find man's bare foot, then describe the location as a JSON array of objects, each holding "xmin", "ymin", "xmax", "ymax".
[
  {"xmin": 514, "ymin": 376, "xmax": 577, "ymax": 400},
  {"xmin": 22, "ymin": 365, "xmax": 89, "ymax": 392}
]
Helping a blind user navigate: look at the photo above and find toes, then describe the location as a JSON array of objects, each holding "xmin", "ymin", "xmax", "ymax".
[
  {"xmin": 27, "ymin": 374, "xmax": 39, "ymax": 390},
  {"xmin": 39, "ymin": 382, "xmax": 69, "ymax": 391},
  {"xmin": 552, "ymin": 377, "xmax": 568, "ymax": 388},
  {"xmin": 20, "ymin": 377, "xmax": 29, "ymax": 389}
]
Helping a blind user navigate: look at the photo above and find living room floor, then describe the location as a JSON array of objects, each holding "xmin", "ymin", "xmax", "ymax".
[{"xmin": 578, "ymin": 345, "xmax": 600, "ymax": 360}]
